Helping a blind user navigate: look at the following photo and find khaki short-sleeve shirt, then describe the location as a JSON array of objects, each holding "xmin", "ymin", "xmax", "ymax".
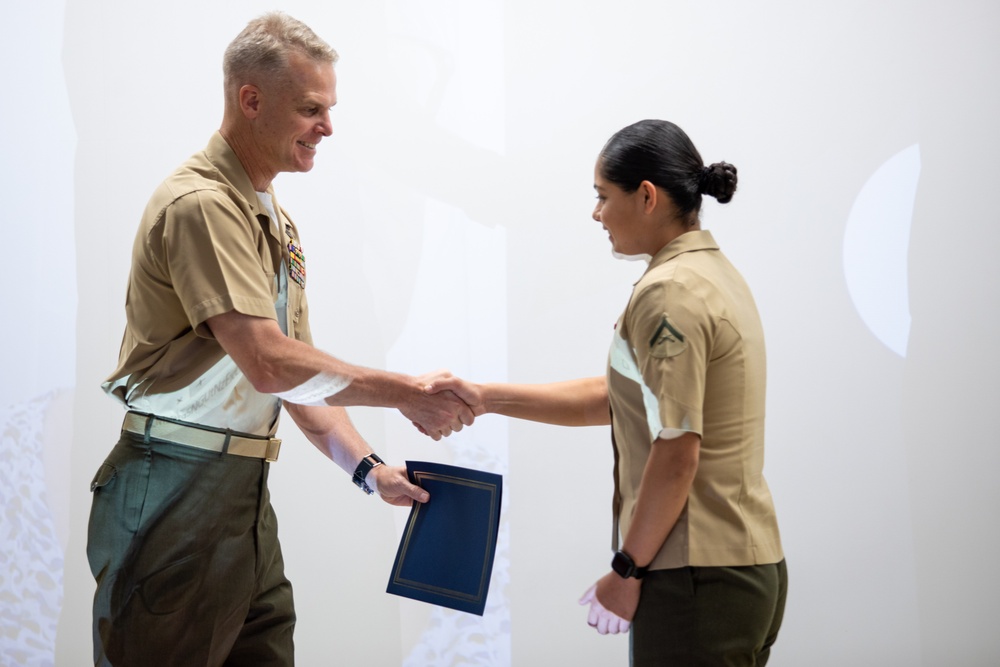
[
  {"xmin": 607, "ymin": 230, "xmax": 782, "ymax": 569},
  {"xmin": 103, "ymin": 133, "xmax": 313, "ymax": 421}
]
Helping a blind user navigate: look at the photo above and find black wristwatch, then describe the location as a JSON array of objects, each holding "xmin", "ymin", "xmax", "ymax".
[
  {"xmin": 611, "ymin": 550, "xmax": 649, "ymax": 579},
  {"xmin": 352, "ymin": 453, "xmax": 385, "ymax": 495}
]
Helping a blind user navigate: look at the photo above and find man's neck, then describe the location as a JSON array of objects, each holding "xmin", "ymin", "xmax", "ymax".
[{"xmin": 219, "ymin": 124, "xmax": 274, "ymax": 191}]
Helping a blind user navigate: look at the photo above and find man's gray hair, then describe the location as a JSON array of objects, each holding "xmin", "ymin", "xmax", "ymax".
[{"xmin": 223, "ymin": 12, "xmax": 338, "ymax": 95}]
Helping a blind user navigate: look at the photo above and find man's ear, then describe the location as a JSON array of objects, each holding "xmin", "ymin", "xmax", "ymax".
[{"xmin": 239, "ymin": 85, "xmax": 262, "ymax": 118}]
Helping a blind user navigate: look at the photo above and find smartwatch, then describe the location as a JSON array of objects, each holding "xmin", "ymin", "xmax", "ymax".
[
  {"xmin": 611, "ymin": 550, "xmax": 649, "ymax": 579},
  {"xmin": 352, "ymin": 453, "xmax": 385, "ymax": 495}
]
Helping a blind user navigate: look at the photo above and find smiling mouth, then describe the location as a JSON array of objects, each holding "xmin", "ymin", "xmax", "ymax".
[{"xmin": 298, "ymin": 140, "xmax": 317, "ymax": 149}]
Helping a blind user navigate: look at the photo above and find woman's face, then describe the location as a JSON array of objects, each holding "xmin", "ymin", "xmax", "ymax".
[{"xmin": 592, "ymin": 162, "xmax": 649, "ymax": 256}]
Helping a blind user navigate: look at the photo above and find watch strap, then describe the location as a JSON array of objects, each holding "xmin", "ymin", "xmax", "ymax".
[
  {"xmin": 352, "ymin": 453, "xmax": 385, "ymax": 495},
  {"xmin": 612, "ymin": 549, "xmax": 649, "ymax": 579}
]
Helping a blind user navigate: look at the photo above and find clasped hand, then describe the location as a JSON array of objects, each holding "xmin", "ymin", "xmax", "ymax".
[{"xmin": 401, "ymin": 370, "xmax": 481, "ymax": 440}]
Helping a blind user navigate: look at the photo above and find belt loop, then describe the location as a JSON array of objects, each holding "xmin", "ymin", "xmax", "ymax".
[
  {"xmin": 265, "ymin": 438, "xmax": 281, "ymax": 463},
  {"xmin": 143, "ymin": 413, "xmax": 153, "ymax": 445},
  {"xmin": 222, "ymin": 429, "xmax": 232, "ymax": 454}
]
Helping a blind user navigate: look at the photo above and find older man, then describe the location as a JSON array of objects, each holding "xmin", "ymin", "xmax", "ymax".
[{"xmin": 87, "ymin": 12, "xmax": 472, "ymax": 666}]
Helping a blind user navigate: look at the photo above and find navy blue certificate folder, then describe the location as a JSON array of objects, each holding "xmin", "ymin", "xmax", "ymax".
[{"xmin": 386, "ymin": 461, "xmax": 503, "ymax": 616}]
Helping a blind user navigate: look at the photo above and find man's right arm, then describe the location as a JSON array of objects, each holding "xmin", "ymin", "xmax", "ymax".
[{"xmin": 206, "ymin": 309, "xmax": 473, "ymax": 439}]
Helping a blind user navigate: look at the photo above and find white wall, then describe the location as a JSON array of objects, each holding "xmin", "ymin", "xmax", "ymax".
[{"xmin": 1, "ymin": 1, "xmax": 998, "ymax": 665}]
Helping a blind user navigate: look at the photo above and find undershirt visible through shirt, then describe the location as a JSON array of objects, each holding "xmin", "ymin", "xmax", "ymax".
[{"xmin": 109, "ymin": 192, "xmax": 290, "ymax": 435}]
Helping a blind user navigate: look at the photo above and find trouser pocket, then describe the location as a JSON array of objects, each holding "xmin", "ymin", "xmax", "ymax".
[{"xmin": 87, "ymin": 439, "xmax": 153, "ymax": 580}]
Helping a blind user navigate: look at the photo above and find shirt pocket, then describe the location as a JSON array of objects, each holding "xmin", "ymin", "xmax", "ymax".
[{"xmin": 288, "ymin": 280, "xmax": 303, "ymax": 328}]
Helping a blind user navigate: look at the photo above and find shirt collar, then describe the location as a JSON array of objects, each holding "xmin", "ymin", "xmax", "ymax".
[{"xmin": 638, "ymin": 230, "xmax": 720, "ymax": 282}]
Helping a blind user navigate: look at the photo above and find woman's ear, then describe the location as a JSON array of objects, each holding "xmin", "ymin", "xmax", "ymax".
[{"xmin": 639, "ymin": 180, "xmax": 658, "ymax": 214}]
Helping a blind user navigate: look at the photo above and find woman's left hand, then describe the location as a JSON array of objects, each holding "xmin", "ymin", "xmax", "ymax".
[
  {"xmin": 595, "ymin": 570, "xmax": 642, "ymax": 620},
  {"xmin": 579, "ymin": 572, "xmax": 642, "ymax": 634},
  {"xmin": 579, "ymin": 583, "xmax": 630, "ymax": 635}
]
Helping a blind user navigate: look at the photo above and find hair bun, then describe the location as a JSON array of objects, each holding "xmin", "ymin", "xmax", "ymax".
[{"xmin": 698, "ymin": 162, "xmax": 738, "ymax": 204}]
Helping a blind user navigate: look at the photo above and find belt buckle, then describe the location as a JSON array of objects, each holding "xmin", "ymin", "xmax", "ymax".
[{"xmin": 265, "ymin": 438, "xmax": 282, "ymax": 462}]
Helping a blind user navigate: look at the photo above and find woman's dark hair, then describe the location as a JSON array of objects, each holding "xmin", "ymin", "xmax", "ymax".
[{"xmin": 598, "ymin": 119, "xmax": 737, "ymax": 220}]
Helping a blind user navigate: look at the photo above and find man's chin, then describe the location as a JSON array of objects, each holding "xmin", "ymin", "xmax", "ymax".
[{"xmin": 288, "ymin": 160, "xmax": 315, "ymax": 174}]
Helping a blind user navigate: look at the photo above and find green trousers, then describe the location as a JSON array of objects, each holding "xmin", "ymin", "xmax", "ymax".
[
  {"xmin": 631, "ymin": 560, "xmax": 788, "ymax": 666},
  {"xmin": 87, "ymin": 432, "xmax": 295, "ymax": 666}
]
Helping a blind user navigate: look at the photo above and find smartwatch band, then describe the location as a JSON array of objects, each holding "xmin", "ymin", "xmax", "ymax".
[
  {"xmin": 352, "ymin": 453, "xmax": 385, "ymax": 495},
  {"xmin": 611, "ymin": 549, "xmax": 649, "ymax": 579}
]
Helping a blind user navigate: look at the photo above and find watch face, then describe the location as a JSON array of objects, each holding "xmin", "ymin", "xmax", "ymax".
[{"xmin": 611, "ymin": 551, "xmax": 635, "ymax": 578}]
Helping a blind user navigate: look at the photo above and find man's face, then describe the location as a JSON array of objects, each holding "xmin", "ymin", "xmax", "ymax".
[{"xmin": 254, "ymin": 51, "xmax": 337, "ymax": 178}]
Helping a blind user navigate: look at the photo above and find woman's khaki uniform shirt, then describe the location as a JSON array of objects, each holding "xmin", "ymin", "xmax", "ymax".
[{"xmin": 607, "ymin": 230, "xmax": 783, "ymax": 571}]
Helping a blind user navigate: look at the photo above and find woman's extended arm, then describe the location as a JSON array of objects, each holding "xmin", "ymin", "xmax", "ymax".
[{"xmin": 427, "ymin": 376, "xmax": 610, "ymax": 427}]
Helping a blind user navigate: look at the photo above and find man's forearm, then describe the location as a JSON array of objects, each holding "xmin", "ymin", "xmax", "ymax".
[
  {"xmin": 208, "ymin": 309, "xmax": 472, "ymax": 438},
  {"xmin": 208, "ymin": 309, "xmax": 426, "ymax": 409},
  {"xmin": 283, "ymin": 402, "xmax": 371, "ymax": 474}
]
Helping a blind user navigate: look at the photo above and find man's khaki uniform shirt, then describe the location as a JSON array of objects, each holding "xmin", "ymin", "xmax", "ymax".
[
  {"xmin": 102, "ymin": 132, "xmax": 313, "ymax": 436},
  {"xmin": 607, "ymin": 230, "xmax": 782, "ymax": 570}
]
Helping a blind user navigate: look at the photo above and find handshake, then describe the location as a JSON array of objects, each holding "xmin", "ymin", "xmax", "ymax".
[{"xmin": 400, "ymin": 371, "xmax": 484, "ymax": 441}]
